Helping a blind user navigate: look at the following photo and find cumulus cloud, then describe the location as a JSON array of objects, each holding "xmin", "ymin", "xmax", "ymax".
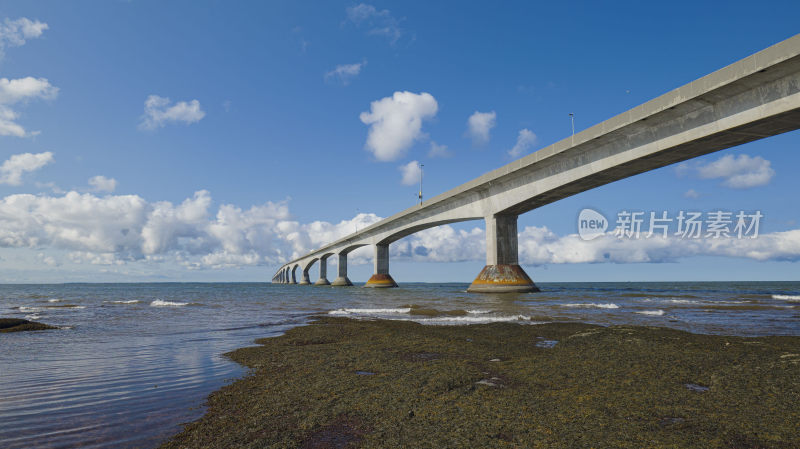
[
  {"xmin": 346, "ymin": 3, "xmax": 403, "ymax": 44},
  {"xmin": 359, "ymin": 91, "xmax": 438, "ymax": 161},
  {"xmin": 399, "ymin": 160, "xmax": 421, "ymax": 186},
  {"xmin": 508, "ymin": 128, "xmax": 537, "ymax": 158},
  {"xmin": 325, "ymin": 60, "xmax": 366, "ymax": 85},
  {"xmin": 0, "ymin": 152, "xmax": 54, "ymax": 185},
  {"xmin": 0, "ymin": 76, "xmax": 59, "ymax": 137},
  {"xmin": 0, "ymin": 17, "xmax": 48, "ymax": 58},
  {"xmin": 466, "ymin": 110, "xmax": 496, "ymax": 145},
  {"xmin": 392, "ymin": 224, "xmax": 800, "ymax": 266},
  {"xmin": 696, "ymin": 154, "xmax": 775, "ymax": 188},
  {"xmin": 428, "ymin": 141, "xmax": 451, "ymax": 158},
  {"xmin": 2, "ymin": 183, "xmax": 799, "ymax": 274},
  {"xmin": 684, "ymin": 189, "xmax": 700, "ymax": 199},
  {"xmin": 516, "ymin": 227, "xmax": 800, "ymax": 265},
  {"xmin": 139, "ymin": 95, "xmax": 205, "ymax": 130},
  {"xmin": 88, "ymin": 175, "xmax": 117, "ymax": 193}
]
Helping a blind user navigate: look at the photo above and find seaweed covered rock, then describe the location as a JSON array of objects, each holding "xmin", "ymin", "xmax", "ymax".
[
  {"xmin": 0, "ymin": 318, "xmax": 58, "ymax": 333},
  {"xmin": 161, "ymin": 317, "xmax": 800, "ymax": 448}
]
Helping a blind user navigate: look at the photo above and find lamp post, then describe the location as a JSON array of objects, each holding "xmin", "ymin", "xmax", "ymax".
[
  {"xmin": 418, "ymin": 163, "xmax": 424, "ymax": 205},
  {"xmin": 569, "ymin": 113, "xmax": 575, "ymax": 145}
]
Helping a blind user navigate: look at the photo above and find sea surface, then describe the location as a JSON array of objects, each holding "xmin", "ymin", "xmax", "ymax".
[{"xmin": 1, "ymin": 281, "xmax": 799, "ymax": 448}]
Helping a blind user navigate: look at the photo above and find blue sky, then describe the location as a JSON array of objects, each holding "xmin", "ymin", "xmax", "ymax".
[{"xmin": 0, "ymin": 0, "xmax": 799, "ymax": 283}]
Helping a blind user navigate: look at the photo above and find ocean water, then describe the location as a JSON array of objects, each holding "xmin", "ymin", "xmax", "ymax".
[{"xmin": 1, "ymin": 281, "xmax": 799, "ymax": 448}]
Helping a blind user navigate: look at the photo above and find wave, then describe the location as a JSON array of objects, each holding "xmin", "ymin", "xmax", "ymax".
[
  {"xmin": 25, "ymin": 313, "xmax": 42, "ymax": 320},
  {"xmin": 467, "ymin": 309, "xmax": 492, "ymax": 314},
  {"xmin": 19, "ymin": 306, "xmax": 42, "ymax": 313},
  {"xmin": 328, "ymin": 308, "xmax": 411, "ymax": 315},
  {"xmin": 105, "ymin": 300, "xmax": 141, "ymax": 304},
  {"xmin": 773, "ymin": 294, "xmax": 800, "ymax": 302},
  {"xmin": 150, "ymin": 300, "xmax": 189, "ymax": 307},
  {"xmin": 407, "ymin": 315, "xmax": 536, "ymax": 325},
  {"xmin": 664, "ymin": 299, "xmax": 700, "ymax": 305},
  {"xmin": 562, "ymin": 303, "xmax": 619, "ymax": 309},
  {"xmin": 635, "ymin": 310, "xmax": 665, "ymax": 316},
  {"xmin": 47, "ymin": 299, "xmax": 63, "ymax": 303},
  {"xmin": 43, "ymin": 304, "xmax": 85, "ymax": 309}
]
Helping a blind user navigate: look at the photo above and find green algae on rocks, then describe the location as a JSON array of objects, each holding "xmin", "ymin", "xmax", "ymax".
[
  {"xmin": 161, "ymin": 317, "xmax": 800, "ymax": 448},
  {"xmin": 0, "ymin": 318, "xmax": 58, "ymax": 333}
]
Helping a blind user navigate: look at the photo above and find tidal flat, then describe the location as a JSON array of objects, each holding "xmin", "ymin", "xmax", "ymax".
[{"xmin": 161, "ymin": 317, "xmax": 800, "ymax": 448}]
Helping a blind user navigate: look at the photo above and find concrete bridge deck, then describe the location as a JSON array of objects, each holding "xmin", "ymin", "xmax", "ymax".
[{"xmin": 274, "ymin": 34, "xmax": 800, "ymax": 291}]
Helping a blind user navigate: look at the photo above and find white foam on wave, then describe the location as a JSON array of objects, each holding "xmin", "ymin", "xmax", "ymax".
[
  {"xmin": 635, "ymin": 310, "xmax": 665, "ymax": 316},
  {"xmin": 25, "ymin": 313, "xmax": 42, "ymax": 320},
  {"xmin": 150, "ymin": 299, "xmax": 188, "ymax": 307},
  {"xmin": 105, "ymin": 300, "xmax": 141, "ymax": 304},
  {"xmin": 19, "ymin": 306, "xmax": 42, "ymax": 313},
  {"xmin": 466, "ymin": 309, "xmax": 492, "ymax": 314},
  {"xmin": 665, "ymin": 299, "xmax": 700, "ymax": 305},
  {"xmin": 409, "ymin": 315, "xmax": 536, "ymax": 325},
  {"xmin": 47, "ymin": 299, "xmax": 63, "ymax": 303},
  {"xmin": 773, "ymin": 294, "xmax": 800, "ymax": 302},
  {"xmin": 328, "ymin": 307, "xmax": 411, "ymax": 315},
  {"xmin": 563, "ymin": 303, "xmax": 619, "ymax": 309}
]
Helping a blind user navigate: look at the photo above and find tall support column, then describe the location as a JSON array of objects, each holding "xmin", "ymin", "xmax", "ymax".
[
  {"xmin": 289, "ymin": 266, "xmax": 297, "ymax": 284},
  {"xmin": 365, "ymin": 244, "xmax": 398, "ymax": 288},
  {"xmin": 331, "ymin": 253, "xmax": 353, "ymax": 286},
  {"xmin": 467, "ymin": 214, "xmax": 539, "ymax": 293},
  {"xmin": 315, "ymin": 255, "xmax": 331, "ymax": 285},
  {"xmin": 299, "ymin": 265, "xmax": 311, "ymax": 285}
]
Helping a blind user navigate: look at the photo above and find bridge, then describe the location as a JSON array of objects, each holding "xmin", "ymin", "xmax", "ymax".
[{"xmin": 273, "ymin": 34, "xmax": 800, "ymax": 292}]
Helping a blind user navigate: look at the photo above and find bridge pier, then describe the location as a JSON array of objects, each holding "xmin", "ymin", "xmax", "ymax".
[
  {"xmin": 467, "ymin": 215, "xmax": 539, "ymax": 293},
  {"xmin": 299, "ymin": 267, "xmax": 311, "ymax": 285},
  {"xmin": 289, "ymin": 266, "xmax": 297, "ymax": 284},
  {"xmin": 315, "ymin": 255, "xmax": 331, "ymax": 285},
  {"xmin": 331, "ymin": 253, "xmax": 353, "ymax": 286},
  {"xmin": 365, "ymin": 244, "xmax": 398, "ymax": 288}
]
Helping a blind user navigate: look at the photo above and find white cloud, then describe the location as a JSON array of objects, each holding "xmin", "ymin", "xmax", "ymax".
[
  {"xmin": 393, "ymin": 224, "xmax": 800, "ymax": 266},
  {"xmin": 508, "ymin": 128, "xmax": 537, "ymax": 158},
  {"xmin": 516, "ymin": 227, "xmax": 800, "ymax": 265},
  {"xmin": 428, "ymin": 141, "xmax": 451, "ymax": 158},
  {"xmin": 359, "ymin": 91, "xmax": 438, "ymax": 161},
  {"xmin": 346, "ymin": 4, "xmax": 402, "ymax": 43},
  {"xmin": 0, "ymin": 18, "xmax": 48, "ymax": 58},
  {"xmin": 399, "ymin": 160, "xmax": 421, "ymax": 186},
  {"xmin": 696, "ymin": 154, "xmax": 775, "ymax": 188},
  {"xmin": 139, "ymin": 95, "xmax": 205, "ymax": 130},
  {"xmin": 0, "ymin": 152, "xmax": 54, "ymax": 185},
  {"xmin": 466, "ymin": 110, "xmax": 496, "ymax": 145},
  {"xmin": 88, "ymin": 175, "xmax": 117, "ymax": 193},
  {"xmin": 2, "ymin": 182, "xmax": 800, "ymax": 273},
  {"xmin": 325, "ymin": 60, "xmax": 366, "ymax": 85},
  {"xmin": 684, "ymin": 189, "xmax": 700, "ymax": 199},
  {"xmin": 37, "ymin": 252, "xmax": 58, "ymax": 266},
  {"xmin": 0, "ymin": 76, "xmax": 59, "ymax": 137}
]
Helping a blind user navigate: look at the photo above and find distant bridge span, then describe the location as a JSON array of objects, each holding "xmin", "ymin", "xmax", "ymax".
[{"xmin": 274, "ymin": 34, "xmax": 800, "ymax": 292}]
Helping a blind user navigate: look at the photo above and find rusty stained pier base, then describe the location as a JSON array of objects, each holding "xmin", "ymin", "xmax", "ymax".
[
  {"xmin": 364, "ymin": 244, "xmax": 399, "ymax": 288},
  {"xmin": 467, "ymin": 215, "xmax": 538, "ymax": 293},
  {"xmin": 467, "ymin": 264, "xmax": 539, "ymax": 293}
]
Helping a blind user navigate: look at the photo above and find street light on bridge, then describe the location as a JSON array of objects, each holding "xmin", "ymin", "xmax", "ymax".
[{"xmin": 418, "ymin": 163, "xmax": 424, "ymax": 205}]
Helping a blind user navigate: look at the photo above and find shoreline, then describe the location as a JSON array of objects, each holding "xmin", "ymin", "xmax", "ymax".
[{"xmin": 160, "ymin": 317, "xmax": 800, "ymax": 448}]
